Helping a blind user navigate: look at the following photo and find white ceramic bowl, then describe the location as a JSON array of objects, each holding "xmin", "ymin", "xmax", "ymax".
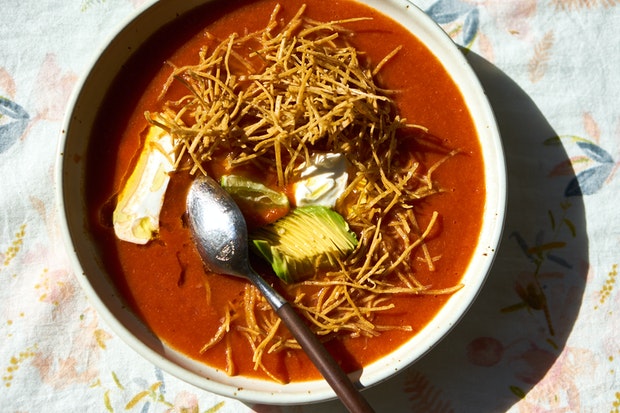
[{"xmin": 56, "ymin": 0, "xmax": 505, "ymax": 405}]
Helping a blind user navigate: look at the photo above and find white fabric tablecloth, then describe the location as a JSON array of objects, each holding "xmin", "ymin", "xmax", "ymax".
[{"xmin": 1, "ymin": 0, "xmax": 619, "ymax": 411}]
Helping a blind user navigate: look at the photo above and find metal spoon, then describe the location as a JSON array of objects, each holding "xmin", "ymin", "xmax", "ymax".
[{"xmin": 186, "ymin": 174, "xmax": 375, "ymax": 413}]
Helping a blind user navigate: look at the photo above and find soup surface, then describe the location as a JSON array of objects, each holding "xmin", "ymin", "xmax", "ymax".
[{"xmin": 87, "ymin": 0, "xmax": 485, "ymax": 383}]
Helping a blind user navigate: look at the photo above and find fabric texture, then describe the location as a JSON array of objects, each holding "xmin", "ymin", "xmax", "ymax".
[{"xmin": 1, "ymin": 0, "xmax": 619, "ymax": 411}]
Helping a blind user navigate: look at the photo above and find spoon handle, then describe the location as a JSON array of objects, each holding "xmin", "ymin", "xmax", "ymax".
[
  {"xmin": 276, "ymin": 302, "xmax": 376, "ymax": 413},
  {"xmin": 246, "ymin": 267, "xmax": 374, "ymax": 412}
]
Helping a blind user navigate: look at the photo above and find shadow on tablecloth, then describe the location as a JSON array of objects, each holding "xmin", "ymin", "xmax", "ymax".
[{"xmin": 265, "ymin": 51, "xmax": 589, "ymax": 413}]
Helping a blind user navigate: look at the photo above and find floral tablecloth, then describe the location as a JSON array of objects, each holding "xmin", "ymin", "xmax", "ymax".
[{"xmin": 1, "ymin": 0, "xmax": 619, "ymax": 411}]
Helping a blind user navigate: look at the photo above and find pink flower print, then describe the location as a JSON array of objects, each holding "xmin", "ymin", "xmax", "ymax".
[
  {"xmin": 514, "ymin": 346, "xmax": 597, "ymax": 412},
  {"xmin": 31, "ymin": 307, "xmax": 111, "ymax": 389},
  {"xmin": 478, "ymin": 0, "xmax": 537, "ymax": 40},
  {"xmin": 509, "ymin": 345, "xmax": 557, "ymax": 385},
  {"xmin": 31, "ymin": 53, "xmax": 78, "ymax": 122},
  {"xmin": 165, "ymin": 391, "xmax": 199, "ymax": 413},
  {"xmin": 0, "ymin": 67, "xmax": 17, "ymax": 98},
  {"xmin": 34, "ymin": 267, "xmax": 75, "ymax": 310},
  {"xmin": 466, "ymin": 336, "xmax": 504, "ymax": 367},
  {"xmin": 403, "ymin": 369, "xmax": 455, "ymax": 412}
]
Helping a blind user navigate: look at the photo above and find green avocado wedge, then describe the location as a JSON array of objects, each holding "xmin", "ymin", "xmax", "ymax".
[{"xmin": 250, "ymin": 206, "xmax": 358, "ymax": 283}]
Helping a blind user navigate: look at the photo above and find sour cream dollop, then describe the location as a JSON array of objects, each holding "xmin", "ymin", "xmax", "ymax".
[{"xmin": 294, "ymin": 153, "xmax": 348, "ymax": 208}]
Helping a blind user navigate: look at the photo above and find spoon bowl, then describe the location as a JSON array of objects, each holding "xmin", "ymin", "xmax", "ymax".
[
  {"xmin": 186, "ymin": 175, "xmax": 375, "ymax": 413},
  {"xmin": 186, "ymin": 174, "xmax": 251, "ymax": 278}
]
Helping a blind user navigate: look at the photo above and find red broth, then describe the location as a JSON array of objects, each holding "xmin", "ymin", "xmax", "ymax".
[{"xmin": 87, "ymin": 0, "xmax": 485, "ymax": 382}]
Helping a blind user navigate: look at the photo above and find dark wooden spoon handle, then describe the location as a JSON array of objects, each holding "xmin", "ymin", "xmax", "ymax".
[{"xmin": 277, "ymin": 302, "xmax": 375, "ymax": 413}]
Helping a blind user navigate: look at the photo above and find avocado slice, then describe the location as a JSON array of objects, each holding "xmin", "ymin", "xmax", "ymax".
[{"xmin": 250, "ymin": 206, "xmax": 358, "ymax": 283}]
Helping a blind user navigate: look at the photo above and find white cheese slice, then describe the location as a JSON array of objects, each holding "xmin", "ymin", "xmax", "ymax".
[
  {"xmin": 294, "ymin": 153, "xmax": 348, "ymax": 208},
  {"xmin": 113, "ymin": 126, "xmax": 176, "ymax": 244}
]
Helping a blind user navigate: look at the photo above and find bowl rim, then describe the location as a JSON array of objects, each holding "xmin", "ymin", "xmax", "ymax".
[{"xmin": 55, "ymin": 0, "xmax": 506, "ymax": 405}]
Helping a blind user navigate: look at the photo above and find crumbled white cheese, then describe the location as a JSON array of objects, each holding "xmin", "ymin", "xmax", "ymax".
[
  {"xmin": 113, "ymin": 126, "xmax": 176, "ymax": 244},
  {"xmin": 294, "ymin": 153, "xmax": 348, "ymax": 208}
]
